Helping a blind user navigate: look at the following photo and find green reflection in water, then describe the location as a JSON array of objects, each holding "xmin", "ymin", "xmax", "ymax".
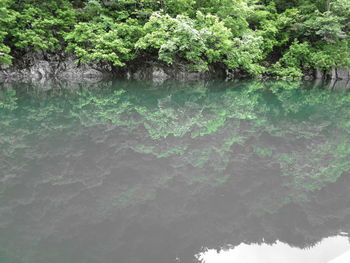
[
  {"xmin": 1, "ymin": 80, "xmax": 350, "ymax": 196},
  {"xmin": 0, "ymin": 79, "xmax": 350, "ymax": 262}
]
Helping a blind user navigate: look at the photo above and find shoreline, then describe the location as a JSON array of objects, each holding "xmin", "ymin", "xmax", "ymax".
[{"xmin": 1, "ymin": 52, "xmax": 349, "ymax": 83}]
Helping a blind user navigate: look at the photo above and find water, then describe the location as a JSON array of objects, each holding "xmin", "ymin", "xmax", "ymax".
[
  {"xmin": 0, "ymin": 79, "xmax": 350, "ymax": 263},
  {"xmin": 199, "ymin": 236, "xmax": 350, "ymax": 263}
]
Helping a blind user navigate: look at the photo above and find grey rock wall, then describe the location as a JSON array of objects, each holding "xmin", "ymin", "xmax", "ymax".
[
  {"xmin": 0, "ymin": 52, "xmax": 112, "ymax": 82},
  {"xmin": 334, "ymin": 68, "xmax": 350, "ymax": 80},
  {"xmin": 0, "ymin": 53, "xmax": 226, "ymax": 82},
  {"xmin": 2, "ymin": 51, "xmax": 348, "ymax": 83},
  {"xmin": 121, "ymin": 59, "xmax": 226, "ymax": 82},
  {"xmin": 315, "ymin": 68, "xmax": 350, "ymax": 82}
]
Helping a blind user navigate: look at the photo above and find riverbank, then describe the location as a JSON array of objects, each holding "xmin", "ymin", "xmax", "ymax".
[{"xmin": 1, "ymin": 51, "xmax": 350, "ymax": 83}]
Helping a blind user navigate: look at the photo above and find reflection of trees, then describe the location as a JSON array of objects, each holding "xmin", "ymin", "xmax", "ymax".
[
  {"xmin": 1, "ymin": 80, "xmax": 350, "ymax": 263},
  {"xmin": 2, "ymin": 80, "xmax": 350, "ymax": 191}
]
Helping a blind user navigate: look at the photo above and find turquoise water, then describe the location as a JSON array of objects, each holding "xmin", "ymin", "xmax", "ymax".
[{"xmin": 0, "ymin": 79, "xmax": 350, "ymax": 263}]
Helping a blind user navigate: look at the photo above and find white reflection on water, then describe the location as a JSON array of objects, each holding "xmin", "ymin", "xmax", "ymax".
[{"xmin": 198, "ymin": 236, "xmax": 350, "ymax": 263}]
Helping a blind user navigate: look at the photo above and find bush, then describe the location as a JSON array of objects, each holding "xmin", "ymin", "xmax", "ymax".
[
  {"xmin": 65, "ymin": 17, "xmax": 144, "ymax": 66},
  {"xmin": 136, "ymin": 12, "xmax": 265, "ymax": 74}
]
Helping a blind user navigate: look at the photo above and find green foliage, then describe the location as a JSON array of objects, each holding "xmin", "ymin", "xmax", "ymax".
[
  {"xmin": 7, "ymin": 0, "xmax": 76, "ymax": 51},
  {"xmin": 163, "ymin": 0, "xmax": 196, "ymax": 16},
  {"xmin": 0, "ymin": 0, "xmax": 349, "ymax": 76},
  {"xmin": 136, "ymin": 12, "xmax": 233, "ymax": 71},
  {"xmin": 65, "ymin": 17, "xmax": 144, "ymax": 66},
  {"xmin": 225, "ymin": 34, "xmax": 265, "ymax": 75},
  {"xmin": 136, "ymin": 12, "xmax": 264, "ymax": 74},
  {"xmin": 272, "ymin": 40, "xmax": 312, "ymax": 78},
  {"xmin": 310, "ymin": 39, "xmax": 350, "ymax": 70},
  {"xmin": 303, "ymin": 11, "xmax": 347, "ymax": 42},
  {"xmin": 256, "ymin": 8, "xmax": 299, "ymax": 55},
  {"xmin": 196, "ymin": 0, "xmax": 253, "ymax": 36},
  {"xmin": 0, "ymin": 0, "xmax": 15, "ymax": 65}
]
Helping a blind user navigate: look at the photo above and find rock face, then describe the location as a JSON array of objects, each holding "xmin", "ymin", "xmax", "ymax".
[
  {"xmin": 315, "ymin": 69, "xmax": 326, "ymax": 80},
  {"xmin": 2, "ymin": 51, "xmax": 348, "ymax": 82},
  {"xmin": 316, "ymin": 68, "xmax": 350, "ymax": 80},
  {"xmin": 334, "ymin": 68, "xmax": 350, "ymax": 80},
  {"xmin": 0, "ymin": 51, "xmax": 113, "ymax": 82},
  {"xmin": 120, "ymin": 59, "xmax": 226, "ymax": 82},
  {"xmin": 330, "ymin": 68, "xmax": 350, "ymax": 90},
  {"xmin": 315, "ymin": 68, "xmax": 350, "ymax": 91},
  {"xmin": 0, "ymin": 53, "xmax": 227, "ymax": 82}
]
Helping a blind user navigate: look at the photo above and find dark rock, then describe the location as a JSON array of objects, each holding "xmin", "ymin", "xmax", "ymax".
[
  {"xmin": 121, "ymin": 59, "xmax": 226, "ymax": 82},
  {"xmin": 8, "ymin": 52, "xmax": 349, "ymax": 83},
  {"xmin": 331, "ymin": 68, "xmax": 337, "ymax": 79},
  {"xmin": 302, "ymin": 68, "xmax": 315, "ymax": 80},
  {"xmin": 336, "ymin": 68, "xmax": 350, "ymax": 80},
  {"xmin": 0, "ymin": 52, "xmax": 112, "ymax": 82},
  {"xmin": 315, "ymin": 69, "xmax": 325, "ymax": 80},
  {"xmin": 329, "ymin": 68, "xmax": 350, "ymax": 80},
  {"xmin": 225, "ymin": 68, "xmax": 251, "ymax": 80},
  {"xmin": 312, "ymin": 78, "xmax": 324, "ymax": 89},
  {"xmin": 1, "ymin": 54, "xmax": 228, "ymax": 82}
]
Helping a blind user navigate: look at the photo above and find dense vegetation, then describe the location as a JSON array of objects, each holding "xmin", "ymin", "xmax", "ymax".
[{"xmin": 0, "ymin": 0, "xmax": 349, "ymax": 77}]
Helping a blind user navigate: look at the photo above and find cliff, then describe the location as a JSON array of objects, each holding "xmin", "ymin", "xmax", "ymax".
[{"xmin": 0, "ymin": 51, "xmax": 349, "ymax": 83}]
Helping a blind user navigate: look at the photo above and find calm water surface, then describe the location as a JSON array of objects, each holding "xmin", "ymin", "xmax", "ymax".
[{"xmin": 0, "ymin": 80, "xmax": 350, "ymax": 263}]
